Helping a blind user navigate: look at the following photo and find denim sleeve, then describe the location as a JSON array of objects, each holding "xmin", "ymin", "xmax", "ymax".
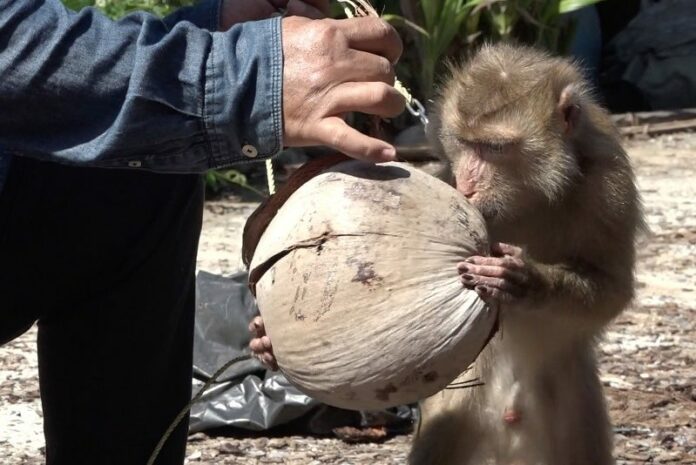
[{"xmin": 0, "ymin": 0, "xmax": 283, "ymax": 173}]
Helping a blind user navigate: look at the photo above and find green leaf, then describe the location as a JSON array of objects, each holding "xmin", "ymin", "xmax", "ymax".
[
  {"xmin": 559, "ymin": 0, "xmax": 605, "ymax": 14},
  {"xmin": 62, "ymin": 0, "xmax": 95, "ymax": 10}
]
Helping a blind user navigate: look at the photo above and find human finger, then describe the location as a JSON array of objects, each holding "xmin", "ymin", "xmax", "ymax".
[
  {"xmin": 315, "ymin": 117, "xmax": 396, "ymax": 162},
  {"xmin": 249, "ymin": 338, "xmax": 266, "ymax": 353},
  {"xmin": 334, "ymin": 17, "xmax": 403, "ymax": 64},
  {"xmin": 260, "ymin": 336, "xmax": 273, "ymax": 351},
  {"xmin": 327, "ymin": 82, "xmax": 405, "ymax": 118},
  {"xmin": 262, "ymin": 353, "xmax": 279, "ymax": 370},
  {"xmin": 248, "ymin": 316, "xmax": 264, "ymax": 334},
  {"xmin": 341, "ymin": 50, "xmax": 395, "ymax": 85}
]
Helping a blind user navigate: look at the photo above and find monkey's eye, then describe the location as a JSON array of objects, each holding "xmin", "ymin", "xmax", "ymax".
[
  {"xmin": 455, "ymin": 137, "xmax": 473, "ymax": 148},
  {"xmin": 486, "ymin": 143, "xmax": 505, "ymax": 155}
]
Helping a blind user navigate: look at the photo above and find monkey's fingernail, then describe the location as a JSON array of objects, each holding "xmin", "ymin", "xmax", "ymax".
[
  {"xmin": 464, "ymin": 257, "xmax": 475, "ymax": 263},
  {"xmin": 459, "ymin": 265, "xmax": 469, "ymax": 272},
  {"xmin": 475, "ymin": 286, "xmax": 488, "ymax": 295},
  {"xmin": 461, "ymin": 273, "xmax": 474, "ymax": 281}
]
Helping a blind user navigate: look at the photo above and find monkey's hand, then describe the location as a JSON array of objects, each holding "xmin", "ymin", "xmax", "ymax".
[
  {"xmin": 249, "ymin": 316, "xmax": 279, "ymax": 371},
  {"xmin": 457, "ymin": 242, "xmax": 544, "ymax": 304}
]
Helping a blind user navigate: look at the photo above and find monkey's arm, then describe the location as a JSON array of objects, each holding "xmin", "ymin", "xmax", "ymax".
[{"xmin": 458, "ymin": 242, "xmax": 633, "ymax": 328}]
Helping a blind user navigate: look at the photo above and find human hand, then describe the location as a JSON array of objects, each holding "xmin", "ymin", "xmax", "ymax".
[
  {"xmin": 281, "ymin": 16, "xmax": 405, "ymax": 162},
  {"xmin": 220, "ymin": 0, "xmax": 330, "ymax": 29},
  {"xmin": 248, "ymin": 316, "xmax": 278, "ymax": 370}
]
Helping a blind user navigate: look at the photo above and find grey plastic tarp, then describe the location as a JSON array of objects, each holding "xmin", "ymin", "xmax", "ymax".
[{"xmin": 190, "ymin": 270, "xmax": 416, "ymax": 434}]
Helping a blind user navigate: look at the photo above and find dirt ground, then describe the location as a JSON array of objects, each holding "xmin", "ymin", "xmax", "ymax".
[{"xmin": 1, "ymin": 133, "xmax": 694, "ymax": 464}]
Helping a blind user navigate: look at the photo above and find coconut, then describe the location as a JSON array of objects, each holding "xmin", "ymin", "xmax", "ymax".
[{"xmin": 244, "ymin": 158, "xmax": 498, "ymax": 411}]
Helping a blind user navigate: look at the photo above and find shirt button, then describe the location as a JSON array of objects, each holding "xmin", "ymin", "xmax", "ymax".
[
  {"xmin": 128, "ymin": 161, "xmax": 142, "ymax": 168},
  {"xmin": 242, "ymin": 144, "xmax": 258, "ymax": 158}
]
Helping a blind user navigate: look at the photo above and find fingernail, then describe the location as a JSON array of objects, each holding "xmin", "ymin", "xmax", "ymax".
[
  {"xmin": 464, "ymin": 257, "xmax": 474, "ymax": 263},
  {"xmin": 381, "ymin": 147, "xmax": 396, "ymax": 160},
  {"xmin": 461, "ymin": 273, "xmax": 473, "ymax": 281},
  {"xmin": 459, "ymin": 265, "xmax": 469, "ymax": 273},
  {"xmin": 475, "ymin": 286, "xmax": 487, "ymax": 295}
]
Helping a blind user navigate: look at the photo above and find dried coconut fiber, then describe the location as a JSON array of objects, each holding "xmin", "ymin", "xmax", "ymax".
[{"xmin": 243, "ymin": 156, "xmax": 499, "ymax": 411}]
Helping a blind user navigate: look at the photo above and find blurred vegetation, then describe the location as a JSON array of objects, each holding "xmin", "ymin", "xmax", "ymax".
[
  {"xmin": 62, "ymin": 0, "xmax": 192, "ymax": 17},
  {"xmin": 377, "ymin": 0, "xmax": 606, "ymax": 101}
]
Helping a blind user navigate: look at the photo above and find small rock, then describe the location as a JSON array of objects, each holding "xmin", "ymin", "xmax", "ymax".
[
  {"xmin": 267, "ymin": 438, "xmax": 289, "ymax": 449},
  {"xmin": 187, "ymin": 432, "xmax": 207, "ymax": 442}
]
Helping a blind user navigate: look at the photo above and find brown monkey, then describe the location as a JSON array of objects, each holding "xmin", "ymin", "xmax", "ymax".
[{"xmin": 409, "ymin": 43, "xmax": 643, "ymax": 465}]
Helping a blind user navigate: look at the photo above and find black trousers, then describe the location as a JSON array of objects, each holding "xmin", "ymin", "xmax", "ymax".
[{"xmin": 0, "ymin": 156, "xmax": 204, "ymax": 465}]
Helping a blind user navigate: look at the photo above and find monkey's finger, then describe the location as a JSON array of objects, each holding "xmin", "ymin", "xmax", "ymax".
[
  {"xmin": 459, "ymin": 263, "xmax": 526, "ymax": 282},
  {"xmin": 461, "ymin": 275, "xmax": 524, "ymax": 297},
  {"xmin": 461, "ymin": 256, "xmax": 525, "ymax": 271},
  {"xmin": 328, "ymin": 82, "xmax": 406, "ymax": 119},
  {"xmin": 315, "ymin": 116, "xmax": 397, "ymax": 162},
  {"xmin": 491, "ymin": 242, "xmax": 524, "ymax": 258},
  {"xmin": 475, "ymin": 285, "xmax": 517, "ymax": 304}
]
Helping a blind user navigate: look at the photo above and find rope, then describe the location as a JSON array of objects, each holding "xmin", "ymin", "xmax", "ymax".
[
  {"xmin": 265, "ymin": 158, "xmax": 276, "ymax": 195},
  {"xmin": 146, "ymin": 355, "xmax": 251, "ymax": 465}
]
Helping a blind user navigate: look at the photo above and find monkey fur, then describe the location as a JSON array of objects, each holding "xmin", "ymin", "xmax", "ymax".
[{"xmin": 409, "ymin": 43, "xmax": 644, "ymax": 465}]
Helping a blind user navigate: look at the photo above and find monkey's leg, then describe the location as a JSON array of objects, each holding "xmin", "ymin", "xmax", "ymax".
[
  {"xmin": 410, "ymin": 393, "xmax": 485, "ymax": 465},
  {"xmin": 537, "ymin": 350, "xmax": 615, "ymax": 465}
]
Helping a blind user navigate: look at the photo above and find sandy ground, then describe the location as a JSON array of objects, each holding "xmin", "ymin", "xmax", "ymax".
[{"xmin": 1, "ymin": 133, "xmax": 694, "ymax": 464}]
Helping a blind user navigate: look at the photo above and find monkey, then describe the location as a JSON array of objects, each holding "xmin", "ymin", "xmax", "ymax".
[
  {"xmin": 408, "ymin": 42, "xmax": 644, "ymax": 465},
  {"xmin": 246, "ymin": 41, "xmax": 643, "ymax": 464}
]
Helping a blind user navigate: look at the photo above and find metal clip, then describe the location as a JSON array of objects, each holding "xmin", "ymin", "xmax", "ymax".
[{"xmin": 406, "ymin": 97, "xmax": 429, "ymax": 126}]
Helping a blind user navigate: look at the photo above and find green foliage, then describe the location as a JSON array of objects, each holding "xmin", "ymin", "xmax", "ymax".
[
  {"xmin": 380, "ymin": 0, "xmax": 605, "ymax": 100},
  {"xmin": 559, "ymin": 0, "xmax": 604, "ymax": 14},
  {"xmin": 62, "ymin": 0, "xmax": 192, "ymax": 18},
  {"xmin": 204, "ymin": 169, "xmax": 265, "ymax": 197}
]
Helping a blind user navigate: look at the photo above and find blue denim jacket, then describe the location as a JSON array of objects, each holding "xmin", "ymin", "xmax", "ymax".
[{"xmin": 0, "ymin": 0, "xmax": 283, "ymax": 191}]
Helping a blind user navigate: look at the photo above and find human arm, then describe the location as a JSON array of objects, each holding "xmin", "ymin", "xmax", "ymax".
[
  {"xmin": 0, "ymin": 0, "xmax": 402, "ymax": 172},
  {"xmin": 0, "ymin": 0, "xmax": 281, "ymax": 172}
]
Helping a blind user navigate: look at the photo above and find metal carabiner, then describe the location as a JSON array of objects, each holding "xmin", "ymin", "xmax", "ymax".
[{"xmin": 406, "ymin": 97, "xmax": 429, "ymax": 126}]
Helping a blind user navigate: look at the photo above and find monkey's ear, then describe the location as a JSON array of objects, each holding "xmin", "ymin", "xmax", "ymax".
[{"xmin": 558, "ymin": 84, "xmax": 581, "ymax": 135}]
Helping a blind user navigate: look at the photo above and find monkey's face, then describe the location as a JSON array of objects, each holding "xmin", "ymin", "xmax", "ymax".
[
  {"xmin": 439, "ymin": 125, "xmax": 576, "ymax": 226},
  {"xmin": 442, "ymin": 137, "xmax": 528, "ymax": 222},
  {"xmin": 433, "ymin": 43, "xmax": 590, "ymax": 225}
]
